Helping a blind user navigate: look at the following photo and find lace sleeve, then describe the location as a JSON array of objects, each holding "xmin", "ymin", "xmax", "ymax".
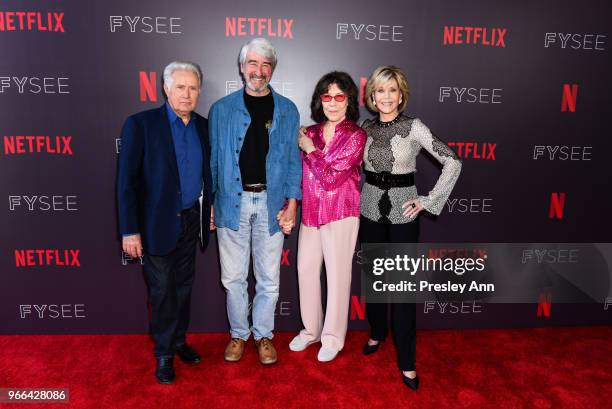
[{"xmin": 411, "ymin": 119, "xmax": 462, "ymax": 215}]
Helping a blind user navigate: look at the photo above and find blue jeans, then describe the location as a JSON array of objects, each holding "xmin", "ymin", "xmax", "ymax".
[{"xmin": 217, "ymin": 191, "xmax": 284, "ymax": 341}]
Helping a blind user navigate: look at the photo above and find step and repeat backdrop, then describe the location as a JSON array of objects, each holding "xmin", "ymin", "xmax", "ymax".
[{"xmin": 1, "ymin": 0, "xmax": 611, "ymax": 334}]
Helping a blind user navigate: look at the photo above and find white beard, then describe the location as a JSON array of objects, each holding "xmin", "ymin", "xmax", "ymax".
[{"xmin": 245, "ymin": 78, "xmax": 269, "ymax": 93}]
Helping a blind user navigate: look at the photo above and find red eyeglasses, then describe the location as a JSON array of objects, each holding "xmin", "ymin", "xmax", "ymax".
[{"xmin": 320, "ymin": 93, "xmax": 346, "ymax": 102}]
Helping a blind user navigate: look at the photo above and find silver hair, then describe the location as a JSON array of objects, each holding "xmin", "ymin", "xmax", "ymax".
[
  {"xmin": 163, "ymin": 61, "xmax": 203, "ymax": 88},
  {"xmin": 238, "ymin": 38, "xmax": 278, "ymax": 70}
]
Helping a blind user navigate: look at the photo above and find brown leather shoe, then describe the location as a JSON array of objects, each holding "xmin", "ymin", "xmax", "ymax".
[
  {"xmin": 255, "ymin": 337, "xmax": 277, "ymax": 365},
  {"xmin": 224, "ymin": 338, "xmax": 246, "ymax": 362}
]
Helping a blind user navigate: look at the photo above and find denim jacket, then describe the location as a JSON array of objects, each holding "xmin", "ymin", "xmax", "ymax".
[{"xmin": 209, "ymin": 87, "xmax": 302, "ymax": 234}]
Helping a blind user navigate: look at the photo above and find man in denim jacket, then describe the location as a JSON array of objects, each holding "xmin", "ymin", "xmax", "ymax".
[{"xmin": 209, "ymin": 38, "xmax": 301, "ymax": 365}]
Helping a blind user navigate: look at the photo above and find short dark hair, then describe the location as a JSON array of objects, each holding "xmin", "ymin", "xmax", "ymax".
[{"xmin": 310, "ymin": 71, "xmax": 360, "ymax": 123}]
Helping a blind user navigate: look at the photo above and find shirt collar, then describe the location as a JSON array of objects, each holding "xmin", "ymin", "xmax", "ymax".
[{"xmin": 165, "ymin": 102, "xmax": 195, "ymax": 126}]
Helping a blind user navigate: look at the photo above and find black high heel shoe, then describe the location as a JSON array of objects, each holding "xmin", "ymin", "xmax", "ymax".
[
  {"xmin": 402, "ymin": 373, "xmax": 419, "ymax": 391},
  {"xmin": 362, "ymin": 340, "xmax": 381, "ymax": 355}
]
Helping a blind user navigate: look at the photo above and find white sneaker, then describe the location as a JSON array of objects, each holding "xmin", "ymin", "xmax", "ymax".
[
  {"xmin": 289, "ymin": 335, "xmax": 317, "ymax": 352},
  {"xmin": 317, "ymin": 347, "xmax": 339, "ymax": 362}
]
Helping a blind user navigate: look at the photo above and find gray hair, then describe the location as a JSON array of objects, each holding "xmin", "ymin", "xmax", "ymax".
[
  {"xmin": 238, "ymin": 38, "xmax": 278, "ymax": 70},
  {"xmin": 163, "ymin": 61, "xmax": 203, "ymax": 88}
]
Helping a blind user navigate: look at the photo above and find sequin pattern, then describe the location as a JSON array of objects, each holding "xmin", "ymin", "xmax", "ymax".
[
  {"xmin": 361, "ymin": 116, "xmax": 462, "ymax": 223},
  {"xmin": 301, "ymin": 119, "xmax": 366, "ymax": 227}
]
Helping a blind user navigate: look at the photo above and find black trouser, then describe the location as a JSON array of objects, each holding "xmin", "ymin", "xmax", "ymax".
[
  {"xmin": 359, "ymin": 215, "xmax": 419, "ymax": 371},
  {"xmin": 144, "ymin": 203, "xmax": 200, "ymax": 358}
]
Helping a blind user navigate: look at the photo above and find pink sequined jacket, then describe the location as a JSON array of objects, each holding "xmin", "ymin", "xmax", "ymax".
[{"xmin": 301, "ymin": 119, "xmax": 366, "ymax": 227}]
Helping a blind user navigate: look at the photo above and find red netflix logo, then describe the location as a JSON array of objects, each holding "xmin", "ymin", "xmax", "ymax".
[
  {"xmin": 443, "ymin": 26, "xmax": 506, "ymax": 47},
  {"xmin": 561, "ymin": 84, "xmax": 578, "ymax": 112},
  {"xmin": 3, "ymin": 135, "xmax": 72, "ymax": 155},
  {"xmin": 225, "ymin": 17, "xmax": 293, "ymax": 38},
  {"xmin": 537, "ymin": 293, "xmax": 552, "ymax": 317},
  {"xmin": 281, "ymin": 249, "xmax": 291, "ymax": 266},
  {"xmin": 139, "ymin": 71, "xmax": 157, "ymax": 102},
  {"xmin": 15, "ymin": 249, "xmax": 81, "ymax": 267},
  {"xmin": 359, "ymin": 76, "xmax": 367, "ymax": 106},
  {"xmin": 0, "ymin": 11, "xmax": 64, "ymax": 32},
  {"xmin": 447, "ymin": 142, "xmax": 496, "ymax": 160},
  {"xmin": 549, "ymin": 193, "xmax": 566, "ymax": 219},
  {"xmin": 350, "ymin": 295, "xmax": 365, "ymax": 320},
  {"xmin": 427, "ymin": 248, "xmax": 487, "ymax": 259}
]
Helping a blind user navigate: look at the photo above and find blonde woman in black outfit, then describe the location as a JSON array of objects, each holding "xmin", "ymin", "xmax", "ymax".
[{"xmin": 360, "ymin": 66, "xmax": 462, "ymax": 390}]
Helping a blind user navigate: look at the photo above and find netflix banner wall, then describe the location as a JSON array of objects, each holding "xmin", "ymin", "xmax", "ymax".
[{"xmin": 1, "ymin": 0, "xmax": 610, "ymax": 335}]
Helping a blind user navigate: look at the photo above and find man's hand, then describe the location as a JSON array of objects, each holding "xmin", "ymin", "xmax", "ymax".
[
  {"xmin": 123, "ymin": 234, "xmax": 143, "ymax": 258},
  {"xmin": 277, "ymin": 199, "xmax": 298, "ymax": 234},
  {"xmin": 210, "ymin": 206, "xmax": 216, "ymax": 231}
]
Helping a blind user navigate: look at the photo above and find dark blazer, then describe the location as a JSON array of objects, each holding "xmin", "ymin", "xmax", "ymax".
[{"xmin": 117, "ymin": 105, "xmax": 212, "ymax": 255}]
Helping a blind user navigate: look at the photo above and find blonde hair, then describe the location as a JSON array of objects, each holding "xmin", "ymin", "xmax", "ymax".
[{"xmin": 365, "ymin": 66, "xmax": 410, "ymax": 113}]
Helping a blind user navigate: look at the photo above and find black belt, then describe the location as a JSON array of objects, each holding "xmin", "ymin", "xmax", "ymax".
[
  {"xmin": 242, "ymin": 184, "xmax": 267, "ymax": 192},
  {"xmin": 365, "ymin": 170, "xmax": 415, "ymax": 189}
]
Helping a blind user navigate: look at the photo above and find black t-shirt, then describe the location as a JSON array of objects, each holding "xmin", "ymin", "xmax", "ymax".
[{"xmin": 240, "ymin": 90, "xmax": 274, "ymax": 185}]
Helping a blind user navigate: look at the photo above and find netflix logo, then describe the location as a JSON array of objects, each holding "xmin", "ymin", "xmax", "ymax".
[
  {"xmin": 3, "ymin": 135, "xmax": 73, "ymax": 155},
  {"xmin": 139, "ymin": 71, "xmax": 157, "ymax": 102},
  {"xmin": 0, "ymin": 77, "xmax": 70, "ymax": 94},
  {"xmin": 225, "ymin": 17, "xmax": 293, "ymax": 38},
  {"xmin": 359, "ymin": 76, "xmax": 367, "ymax": 106},
  {"xmin": 561, "ymin": 84, "xmax": 578, "ymax": 112},
  {"xmin": 0, "ymin": 11, "xmax": 64, "ymax": 32},
  {"xmin": 14, "ymin": 249, "xmax": 81, "ymax": 267},
  {"xmin": 427, "ymin": 248, "xmax": 487, "ymax": 260},
  {"xmin": 537, "ymin": 293, "xmax": 552, "ymax": 318},
  {"xmin": 549, "ymin": 192, "xmax": 566, "ymax": 220},
  {"xmin": 350, "ymin": 295, "xmax": 365, "ymax": 320},
  {"xmin": 443, "ymin": 26, "xmax": 506, "ymax": 47},
  {"xmin": 280, "ymin": 248, "xmax": 291, "ymax": 266},
  {"xmin": 448, "ymin": 142, "xmax": 496, "ymax": 160},
  {"xmin": 109, "ymin": 16, "xmax": 182, "ymax": 34}
]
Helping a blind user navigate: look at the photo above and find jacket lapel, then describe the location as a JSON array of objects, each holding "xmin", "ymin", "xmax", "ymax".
[
  {"xmin": 157, "ymin": 105, "xmax": 180, "ymax": 182},
  {"xmin": 313, "ymin": 122, "xmax": 326, "ymax": 151},
  {"xmin": 269, "ymin": 87, "xmax": 280, "ymax": 134}
]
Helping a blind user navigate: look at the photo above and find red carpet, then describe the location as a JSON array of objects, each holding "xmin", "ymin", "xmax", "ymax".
[{"xmin": 1, "ymin": 327, "xmax": 611, "ymax": 408}]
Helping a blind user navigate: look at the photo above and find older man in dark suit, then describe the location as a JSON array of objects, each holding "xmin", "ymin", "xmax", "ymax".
[{"xmin": 117, "ymin": 61, "xmax": 212, "ymax": 384}]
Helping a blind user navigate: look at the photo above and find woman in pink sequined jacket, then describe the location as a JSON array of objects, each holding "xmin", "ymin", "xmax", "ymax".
[{"xmin": 287, "ymin": 71, "xmax": 366, "ymax": 362}]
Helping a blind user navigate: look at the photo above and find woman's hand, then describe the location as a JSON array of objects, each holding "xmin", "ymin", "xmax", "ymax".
[
  {"xmin": 402, "ymin": 198, "xmax": 424, "ymax": 219},
  {"xmin": 276, "ymin": 209, "xmax": 295, "ymax": 234},
  {"xmin": 298, "ymin": 127, "xmax": 315, "ymax": 154},
  {"xmin": 276, "ymin": 199, "xmax": 298, "ymax": 235},
  {"xmin": 210, "ymin": 206, "xmax": 216, "ymax": 231}
]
